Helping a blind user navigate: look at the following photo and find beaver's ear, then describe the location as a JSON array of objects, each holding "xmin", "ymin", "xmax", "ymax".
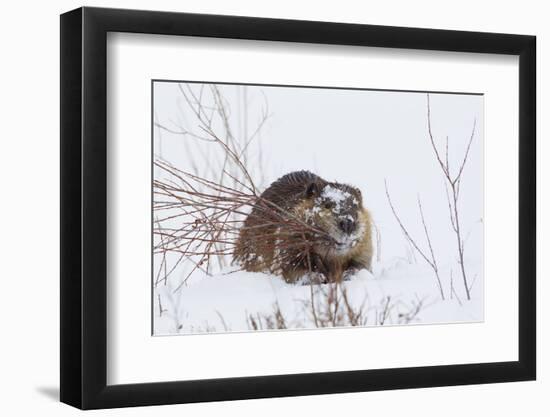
[{"xmin": 305, "ymin": 182, "xmax": 321, "ymax": 199}]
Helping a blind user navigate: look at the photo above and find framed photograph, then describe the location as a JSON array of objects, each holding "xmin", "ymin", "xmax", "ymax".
[{"xmin": 60, "ymin": 6, "xmax": 536, "ymax": 409}]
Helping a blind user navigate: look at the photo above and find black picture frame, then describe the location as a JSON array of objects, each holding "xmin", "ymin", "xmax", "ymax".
[{"xmin": 60, "ymin": 6, "xmax": 536, "ymax": 410}]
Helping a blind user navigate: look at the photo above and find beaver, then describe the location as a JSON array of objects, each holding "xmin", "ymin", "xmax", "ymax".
[{"xmin": 233, "ymin": 171, "xmax": 373, "ymax": 284}]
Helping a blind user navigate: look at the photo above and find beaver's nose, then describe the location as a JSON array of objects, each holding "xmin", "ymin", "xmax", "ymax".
[{"xmin": 339, "ymin": 218, "xmax": 355, "ymax": 234}]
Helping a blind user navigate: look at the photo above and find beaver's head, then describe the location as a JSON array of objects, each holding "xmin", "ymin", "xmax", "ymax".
[{"xmin": 301, "ymin": 180, "xmax": 366, "ymax": 256}]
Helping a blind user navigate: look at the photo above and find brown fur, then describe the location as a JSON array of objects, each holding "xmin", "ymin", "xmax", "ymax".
[{"xmin": 233, "ymin": 171, "xmax": 373, "ymax": 284}]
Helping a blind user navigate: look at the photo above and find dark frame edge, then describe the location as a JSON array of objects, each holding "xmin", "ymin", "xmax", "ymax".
[
  {"xmin": 88, "ymin": 360, "xmax": 534, "ymax": 410},
  {"xmin": 518, "ymin": 35, "xmax": 537, "ymax": 380},
  {"xmin": 60, "ymin": 7, "xmax": 83, "ymax": 409}
]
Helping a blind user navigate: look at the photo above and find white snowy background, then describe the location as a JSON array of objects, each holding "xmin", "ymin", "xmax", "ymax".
[{"xmin": 153, "ymin": 82, "xmax": 484, "ymax": 335}]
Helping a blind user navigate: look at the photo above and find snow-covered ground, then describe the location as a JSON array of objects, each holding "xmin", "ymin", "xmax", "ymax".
[{"xmin": 154, "ymin": 257, "xmax": 483, "ymax": 335}]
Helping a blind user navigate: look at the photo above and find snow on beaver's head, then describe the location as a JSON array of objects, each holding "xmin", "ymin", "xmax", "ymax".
[{"xmin": 298, "ymin": 181, "xmax": 367, "ymax": 257}]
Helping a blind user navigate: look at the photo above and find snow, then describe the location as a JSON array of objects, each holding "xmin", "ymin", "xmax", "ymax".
[
  {"xmin": 153, "ymin": 82, "xmax": 484, "ymax": 336},
  {"xmin": 320, "ymin": 186, "xmax": 350, "ymax": 208},
  {"xmin": 154, "ymin": 257, "xmax": 483, "ymax": 335}
]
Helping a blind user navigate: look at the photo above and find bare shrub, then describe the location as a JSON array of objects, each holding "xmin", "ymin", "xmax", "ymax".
[
  {"xmin": 384, "ymin": 94, "xmax": 477, "ymax": 301},
  {"xmin": 426, "ymin": 94, "xmax": 477, "ymax": 300},
  {"xmin": 154, "ymin": 152, "xmax": 334, "ymax": 292},
  {"xmin": 385, "ymin": 181, "xmax": 445, "ymax": 300},
  {"xmin": 303, "ymin": 282, "xmax": 370, "ymax": 327},
  {"xmin": 246, "ymin": 302, "xmax": 288, "ymax": 330},
  {"xmin": 241, "ymin": 282, "xmax": 428, "ymax": 331},
  {"xmin": 154, "ymin": 84, "xmax": 271, "ymax": 288},
  {"xmin": 154, "ymin": 84, "xmax": 346, "ymax": 292}
]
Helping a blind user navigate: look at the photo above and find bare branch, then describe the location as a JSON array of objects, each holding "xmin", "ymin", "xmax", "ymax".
[
  {"xmin": 385, "ymin": 180, "xmax": 445, "ymax": 300},
  {"xmin": 418, "ymin": 196, "xmax": 445, "ymax": 300},
  {"xmin": 426, "ymin": 94, "xmax": 476, "ymax": 300}
]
